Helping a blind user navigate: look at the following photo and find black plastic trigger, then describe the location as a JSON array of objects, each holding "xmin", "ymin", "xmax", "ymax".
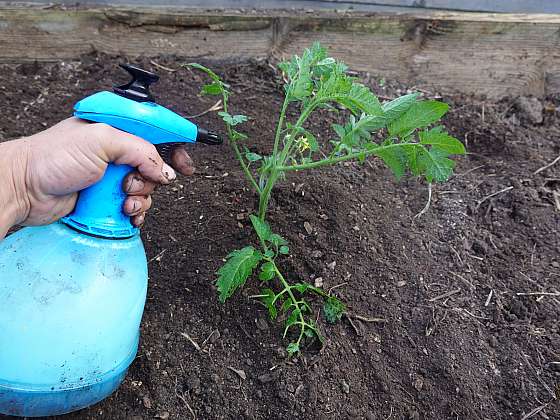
[{"xmin": 114, "ymin": 64, "xmax": 159, "ymax": 103}]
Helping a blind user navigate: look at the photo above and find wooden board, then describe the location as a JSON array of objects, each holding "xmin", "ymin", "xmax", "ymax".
[
  {"xmin": 27, "ymin": 0, "xmax": 560, "ymax": 14},
  {"xmin": 0, "ymin": 5, "xmax": 558, "ymax": 98}
]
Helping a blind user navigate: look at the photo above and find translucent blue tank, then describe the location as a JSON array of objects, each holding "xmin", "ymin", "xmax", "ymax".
[
  {"xmin": 0, "ymin": 64, "xmax": 221, "ymax": 416},
  {"xmin": 0, "ymin": 223, "xmax": 147, "ymax": 417}
]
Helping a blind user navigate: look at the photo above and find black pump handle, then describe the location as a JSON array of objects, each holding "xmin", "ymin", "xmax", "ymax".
[{"xmin": 114, "ymin": 64, "xmax": 159, "ymax": 103}]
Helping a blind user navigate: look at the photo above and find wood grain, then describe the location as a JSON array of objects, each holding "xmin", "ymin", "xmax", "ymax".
[{"xmin": 0, "ymin": 5, "xmax": 558, "ymax": 98}]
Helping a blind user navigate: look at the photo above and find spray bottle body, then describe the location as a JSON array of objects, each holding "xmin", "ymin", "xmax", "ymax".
[{"xmin": 0, "ymin": 223, "xmax": 147, "ymax": 417}]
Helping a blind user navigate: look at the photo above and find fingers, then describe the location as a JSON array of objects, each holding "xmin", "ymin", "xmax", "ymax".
[
  {"xmin": 94, "ymin": 123, "xmax": 176, "ymax": 185},
  {"xmin": 170, "ymin": 147, "xmax": 195, "ymax": 176},
  {"xmin": 131, "ymin": 213, "xmax": 146, "ymax": 227},
  {"xmin": 123, "ymin": 172, "xmax": 157, "ymax": 196},
  {"xmin": 124, "ymin": 195, "xmax": 152, "ymax": 216}
]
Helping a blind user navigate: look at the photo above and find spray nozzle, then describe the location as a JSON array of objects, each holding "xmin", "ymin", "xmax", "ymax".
[{"xmin": 196, "ymin": 128, "xmax": 223, "ymax": 145}]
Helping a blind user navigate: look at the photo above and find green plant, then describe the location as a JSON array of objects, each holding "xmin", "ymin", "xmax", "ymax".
[{"xmin": 189, "ymin": 43, "xmax": 465, "ymax": 355}]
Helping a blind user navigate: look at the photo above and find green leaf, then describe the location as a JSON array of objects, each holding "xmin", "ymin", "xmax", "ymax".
[
  {"xmin": 261, "ymin": 288, "xmax": 278, "ymax": 319},
  {"xmin": 284, "ymin": 307, "xmax": 302, "ymax": 337},
  {"xmin": 324, "ymin": 296, "xmax": 346, "ymax": 323},
  {"xmin": 286, "ymin": 342, "xmax": 300, "ymax": 355},
  {"xmin": 187, "ymin": 63, "xmax": 222, "ymax": 82},
  {"xmin": 382, "ymin": 93, "xmax": 419, "ymax": 122},
  {"xmin": 231, "ymin": 130, "xmax": 248, "ymax": 142},
  {"xmin": 245, "ymin": 152, "xmax": 262, "ymax": 162},
  {"xmin": 373, "ymin": 145, "xmax": 408, "ymax": 180},
  {"xmin": 279, "ymin": 245, "xmax": 289, "ymax": 255},
  {"xmin": 269, "ymin": 233, "xmax": 288, "ymax": 248},
  {"xmin": 419, "ymin": 126, "xmax": 465, "ymax": 155},
  {"xmin": 218, "ymin": 111, "xmax": 248, "ymax": 127},
  {"xmin": 249, "ymin": 215, "xmax": 272, "ymax": 243},
  {"xmin": 201, "ymin": 82, "xmax": 223, "ymax": 96},
  {"xmin": 336, "ymin": 83, "xmax": 383, "ymax": 116},
  {"xmin": 259, "ymin": 261, "xmax": 276, "ymax": 281},
  {"xmin": 293, "ymin": 282, "xmax": 311, "ymax": 294},
  {"xmin": 388, "ymin": 100, "xmax": 449, "ymax": 137},
  {"xmin": 418, "ymin": 147, "xmax": 455, "ymax": 182},
  {"xmin": 216, "ymin": 246, "xmax": 262, "ymax": 302}
]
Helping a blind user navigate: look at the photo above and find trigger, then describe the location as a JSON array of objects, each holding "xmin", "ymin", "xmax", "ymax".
[{"xmin": 155, "ymin": 142, "xmax": 184, "ymax": 165}]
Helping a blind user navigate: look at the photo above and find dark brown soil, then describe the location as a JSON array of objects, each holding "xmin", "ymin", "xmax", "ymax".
[{"xmin": 1, "ymin": 54, "xmax": 559, "ymax": 420}]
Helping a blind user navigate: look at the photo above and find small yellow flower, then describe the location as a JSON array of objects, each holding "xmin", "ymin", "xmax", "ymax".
[{"xmin": 296, "ymin": 136, "xmax": 310, "ymax": 153}]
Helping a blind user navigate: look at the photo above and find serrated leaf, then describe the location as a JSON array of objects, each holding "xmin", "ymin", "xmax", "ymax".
[
  {"xmin": 419, "ymin": 126, "xmax": 465, "ymax": 155},
  {"xmin": 373, "ymin": 145, "xmax": 408, "ymax": 180},
  {"xmin": 216, "ymin": 246, "xmax": 262, "ymax": 302},
  {"xmin": 293, "ymin": 283, "xmax": 311, "ymax": 294},
  {"xmin": 246, "ymin": 152, "xmax": 262, "ymax": 162},
  {"xmin": 283, "ymin": 307, "xmax": 302, "ymax": 338},
  {"xmin": 218, "ymin": 111, "xmax": 248, "ymax": 127},
  {"xmin": 269, "ymin": 233, "xmax": 288, "ymax": 248},
  {"xmin": 286, "ymin": 342, "xmax": 300, "ymax": 355},
  {"xmin": 261, "ymin": 288, "xmax": 278, "ymax": 319},
  {"xmin": 201, "ymin": 82, "xmax": 223, "ymax": 95},
  {"xmin": 188, "ymin": 63, "xmax": 222, "ymax": 82},
  {"xmin": 259, "ymin": 261, "xmax": 275, "ymax": 281},
  {"xmin": 388, "ymin": 100, "xmax": 449, "ymax": 137},
  {"xmin": 324, "ymin": 296, "xmax": 346, "ymax": 323},
  {"xmin": 382, "ymin": 93, "xmax": 419, "ymax": 122},
  {"xmin": 231, "ymin": 130, "xmax": 248, "ymax": 142},
  {"xmin": 336, "ymin": 83, "xmax": 383, "ymax": 116},
  {"xmin": 249, "ymin": 215, "xmax": 272, "ymax": 243},
  {"xmin": 418, "ymin": 147, "xmax": 455, "ymax": 182}
]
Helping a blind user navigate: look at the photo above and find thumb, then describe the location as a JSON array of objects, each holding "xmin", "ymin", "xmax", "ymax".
[{"xmin": 95, "ymin": 123, "xmax": 176, "ymax": 184}]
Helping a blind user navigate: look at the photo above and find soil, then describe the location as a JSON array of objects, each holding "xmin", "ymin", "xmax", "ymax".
[{"xmin": 1, "ymin": 54, "xmax": 559, "ymax": 420}]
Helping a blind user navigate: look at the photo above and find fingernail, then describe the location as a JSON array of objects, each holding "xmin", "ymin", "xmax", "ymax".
[
  {"xmin": 126, "ymin": 176, "xmax": 144, "ymax": 193},
  {"xmin": 136, "ymin": 213, "xmax": 145, "ymax": 227},
  {"xmin": 129, "ymin": 198, "xmax": 141, "ymax": 214},
  {"xmin": 162, "ymin": 163, "xmax": 176, "ymax": 183}
]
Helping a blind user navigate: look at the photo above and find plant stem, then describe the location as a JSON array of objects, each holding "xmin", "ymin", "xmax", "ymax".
[
  {"xmin": 272, "ymin": 92, "xmax": 291, "ymax": 157},
  {"xmin": 222, "ymin": 92, "xmax": 261, "ymax": 194},
  {"xmin": 277, "ymin": 142, "xmax": 414, "ymax": 172},
  {"xmin": 272, "ymin": 260, "xmax": 307, "ymax": 345}
]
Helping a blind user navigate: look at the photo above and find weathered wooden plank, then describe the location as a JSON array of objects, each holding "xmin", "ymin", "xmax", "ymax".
[
  {"xmin": 27, "ymin": 0, "xmax": 560, "ymax": 14},
  {"xmin": 0, "ymin": 5, "xmax": 558, "ymax": 98}
]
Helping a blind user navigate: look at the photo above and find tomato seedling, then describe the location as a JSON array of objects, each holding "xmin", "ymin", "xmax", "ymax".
[{"xmin": 189, "ymin": 43, "xmax": 465, "ymax": 355}]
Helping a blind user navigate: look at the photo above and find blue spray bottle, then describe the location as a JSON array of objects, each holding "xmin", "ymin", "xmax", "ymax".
[{"xmin": 0, "ymin": 65, "xmax": 221, "ymax": 417}]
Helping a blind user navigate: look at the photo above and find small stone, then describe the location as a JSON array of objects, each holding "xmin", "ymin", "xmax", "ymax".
[
  {"xmin": 256, "ymin": 317, "xmax": 269, "ymax": 331},
  {"xmin": 228, "ymin": 366, "xmax": 247, "ymax": 380},
  {"xmin": 409, "ymin": 410, "xmax": 420, "ymax": 420},
  {"xmin": 397, "ymin": 280, "xmax": 407, "ymax": 287},
  {"xmin": 413, "ymin": 375, "xmax": 424, "ymax": 392},
  {"xmin": 205, "ymin": 406, "xmax": 212, "ymax": 414},
  {"xmin": 304, "ymin": 221, "xmax": 313, "ymax": 235},
  {"xmin": 311, "ymin": 250, "xmax": 323, "ymax": 259},
  {"xmin": 155, "ymin": 412, "xmax": 170, "ymax": 419},
  {"xmin": 258, "ymin": 373, "xmax": 276, "ymax": 384},
  {"xmin": 314, "ymin": 277, "xmax": 324, "ymax": 288},
  {"xmin": 327, "ymin": 261, "xmax": 337, "ymax": 270},
  {"xmin": 552, "ymin": 261, "xmax": 560, "ymax": 268},
  {"xmin": 514, "ymin": 96, "xmax": 543, "ymax": 124},
  {"xmin": 341, "ymin": 379, "xmax": 350, "ymax": 394},
  {"xmin": 236, "ymin": 213, "xmax": 245, "ymax": 220},
  {"xmin": 365, "ymin": 412, "xmax": 377, "ymax": 420},
  {"xmin": 142, "ymin": 395, "xmax": 152, "ymax": 409}
]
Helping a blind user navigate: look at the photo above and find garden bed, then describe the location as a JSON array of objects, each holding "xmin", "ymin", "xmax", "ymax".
[{"xmin": 1, "ymin": 54, "xmax": 559, "ymax": 419}]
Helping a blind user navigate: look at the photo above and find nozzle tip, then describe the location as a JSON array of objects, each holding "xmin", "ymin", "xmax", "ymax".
[{"xmin": 196, "ymin": 128, "xmax": 223, "ymax": 145}]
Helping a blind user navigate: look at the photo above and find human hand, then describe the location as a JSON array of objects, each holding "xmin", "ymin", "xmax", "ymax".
[{"xmin": 0, "ymin": 117, "xmax": 194, "ymax": 233}]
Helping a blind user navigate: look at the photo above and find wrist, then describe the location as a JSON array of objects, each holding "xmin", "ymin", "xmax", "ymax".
[{"xmin": 0, "ymin": 139, "xmax": 31, "ymax": 231}]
